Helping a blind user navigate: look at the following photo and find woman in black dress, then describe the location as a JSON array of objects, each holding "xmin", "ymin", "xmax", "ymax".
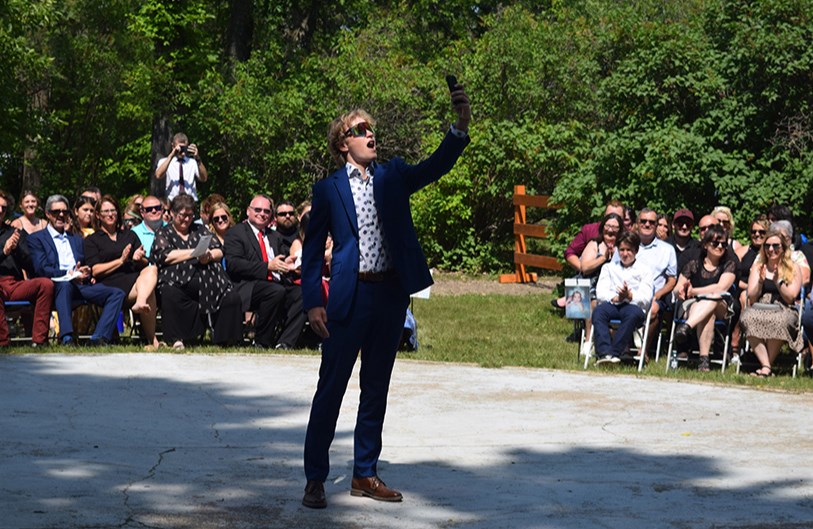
[
  {"xmin": 150, "ymin": 194, "xmax": 242, "ymax": 349},
  {"xmin": 673, "ymin": 224, "xmax": 737, "ymax": 371},
  {"xmin": 84, "ymin": 195, "xmax": 159, "ymax": 348}
]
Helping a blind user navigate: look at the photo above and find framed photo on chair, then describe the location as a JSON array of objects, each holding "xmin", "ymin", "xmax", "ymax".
[{"xmin": 564, "ymin": 278, "xmax": 591, "ymax": 320}]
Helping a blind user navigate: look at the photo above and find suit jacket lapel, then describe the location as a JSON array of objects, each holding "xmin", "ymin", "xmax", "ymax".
[
  {"xmin": 245, "ymin": 224, "xmax": 263, "ymax": 261},
  {"xmin": 331, "ymin": 170, "xmax": 359, "ymax": 238}
]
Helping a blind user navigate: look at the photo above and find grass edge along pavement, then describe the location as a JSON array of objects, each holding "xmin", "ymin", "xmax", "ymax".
[{"xmin": 2, "ymin": 274, "xmax": 811, "ymax": 392}]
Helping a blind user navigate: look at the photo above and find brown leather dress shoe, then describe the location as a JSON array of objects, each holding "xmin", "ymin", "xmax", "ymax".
[
  {"xmin": 302, "ymin": 480, "xmax": 326, "ymax": 509},
  {"xmin": 350, "ymin": 476, "xmax": 403, "ymax": 502}
]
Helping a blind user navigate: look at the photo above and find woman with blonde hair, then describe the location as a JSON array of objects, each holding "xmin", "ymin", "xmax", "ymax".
[
  {"xmin": 739, "ymin": 228, "xmax": 803, "ymax": 377},
  {"xmin": 207, "ymin": 201, "xmax": 235, "ymax": 245},
  {"xmin": 10, "ymin": 190, "xmax": 46, "ymax": 234},
  {"xmin": 711, "ymin": 205, "xmax": 744, "ymax": 253}
]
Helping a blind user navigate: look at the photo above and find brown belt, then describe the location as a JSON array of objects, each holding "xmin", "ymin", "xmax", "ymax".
[{"xmin": 358, "ymin": 270, "xmax": 396, "ymax": 282}]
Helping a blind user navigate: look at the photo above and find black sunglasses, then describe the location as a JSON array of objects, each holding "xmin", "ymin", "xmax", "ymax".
[
  {"xmin": 751, "ymin": 229, "xmax": 766, "ymax": 236},
  {"xmin": 212, "ymin": 215, "xmax": 229, "ymax": 223},
  {"xmin": 638, "ymin": 218, "xmax": 657, "ymax": 226},
  {"xmin": 765, "ymin": 243, "xmax": 782, "ymax": 252},
  {"xmin": 344, "ymin": 122, "xmax": 374, "ymax": 138},
  {"xmin": 49, "ymin": 208, "xmax": 70, "ymax": 216},
  {"xmin": 276, "ymin": 211, "xmax": 295, "ymax": 217},
  {"xmin": 708, "ymin": 240, "xmax": 728, "ymax": 249},
  {"xmin": 142, "ymin": 205, "xmax": 163, "ymax": 213},
  {"xmin": 251, "ymin": 207, "xmax": 272, "ymax": 215}
]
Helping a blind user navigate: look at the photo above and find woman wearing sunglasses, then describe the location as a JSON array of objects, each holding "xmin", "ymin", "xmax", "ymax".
[
  {"xmin": 730, "ymin": 215, "xmax": 770, "ymax": 361},
  {"xmin": 207, "ymin": 202, "xmax": 235, "ymax": 245},
  {"xmin": 673, "ymin": 224, "xmax": 737, "ymax": 371},
  {"xmin": 739, "ymin": 229, "xmax": 803, "ymax": 377}
]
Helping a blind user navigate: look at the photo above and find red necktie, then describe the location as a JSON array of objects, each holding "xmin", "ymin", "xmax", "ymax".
[
  {"xmin": 258, "ymin": 230, "xmax": 273, "ymax": 280},
  {"xmin": 178, "ymin": 159, "xmax": 185, "ymax": 195}
]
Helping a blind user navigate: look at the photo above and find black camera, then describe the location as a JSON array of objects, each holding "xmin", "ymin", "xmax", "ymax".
[{"xmin": 179, "ymin": 145, "xmax": 188, "ymax": 156}]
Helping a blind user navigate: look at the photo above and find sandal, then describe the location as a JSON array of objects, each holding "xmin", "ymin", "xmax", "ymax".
[
  {"xmin": 750, "ymin": 366, "xmax": 773, "ymax": 378},
  {"xmin": 697, "ymin": 355, "xmax": 710, "ymax": 372}
]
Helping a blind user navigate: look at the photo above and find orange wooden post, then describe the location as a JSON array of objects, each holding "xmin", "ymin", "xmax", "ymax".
[{"xmin": 500, "ymin": 185, "xmax": 561, "ymax": 283}]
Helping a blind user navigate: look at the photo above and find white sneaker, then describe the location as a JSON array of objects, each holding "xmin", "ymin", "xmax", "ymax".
[
  {"xmin": 596, "ymin": 355, "xmax": 614, "ymax": 365},
  {"xmin": 580, "ymin": 340, "xmax": 594, "ymax": 357}
]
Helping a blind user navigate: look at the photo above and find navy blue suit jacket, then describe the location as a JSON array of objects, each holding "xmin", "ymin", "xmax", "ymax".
[
  {"xmin": 28, "ymin": 228, "xmax": 85, "ymax": 279},
  {"xmin": 301, "ymin": 130, "xmax": 469, "ymax": 322}
]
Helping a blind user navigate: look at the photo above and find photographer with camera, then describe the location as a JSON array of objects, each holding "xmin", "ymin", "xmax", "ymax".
[{"xmin": 154, "ymin": 132, "xmax": 208, "ymax": 202}]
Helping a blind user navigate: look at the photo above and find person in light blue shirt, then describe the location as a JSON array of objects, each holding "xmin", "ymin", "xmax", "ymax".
[{"xmin": 131, "ymin": 195, "xmax": 166, "ymax": 259}]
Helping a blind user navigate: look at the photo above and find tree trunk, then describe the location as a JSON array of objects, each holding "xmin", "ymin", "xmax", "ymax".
[
  {"xmin": 150, "ymin": 113, "xmax": 171, "ymax": 198},
  {"xmin": 227, "ymin": 0, "xmax": 254, "ymax": 63}
]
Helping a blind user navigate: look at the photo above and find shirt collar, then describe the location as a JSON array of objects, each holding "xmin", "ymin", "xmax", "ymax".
[
  {"xmin": 345, "ymin": 162, "xmax": 376, "ymax": 181},
  {"xmin": 47, "ymin": 224, "xmax": 66, "ymax": 239}
]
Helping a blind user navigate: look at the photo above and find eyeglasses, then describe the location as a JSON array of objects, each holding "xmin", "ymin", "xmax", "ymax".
[
  {"xmin": 276, "ymin": 211, "xmax": 295, "ymax": 217},
  {"xmin": 675, "ymin": 220, "xmax": 692, "ymax": 228},
  {"xmin": 251, "ymin": 207, "xmax": 272, "ymax": 215},
  {"xmin": 765, "ymin": 243, "xmax": 782, "ymax": 252},
  {"xmin": 699, "ymin": 225, "xmax": 713, "ymax": 231},
  {"xmin": 751, "ymin": 229, "xmax": 766, "ymax": 236},
  {"xmin": 49, "ymin": 209, "xmax": 70, "ymax": 217},
  {"xmin": 142, "ymin": 205, "xmax": 163, "ymax": 214},
  {"xmin": 344, "ymin": 122, "xmax": 374, "ymax": 138},
  {"xmin": 212, "ymin": 215, "xmax": 229, "ymax": 223},
  {"xmin": 176, "ymin": 212, "xmax": 194, "ymax": 219},
  {"xmin": 638, "ymin": 219, "xmax": 657, "ymax": 226},
  {"xmin": 718, "ymin": 219, "xmax": 731, "ymax": 226},
  {"xmin": 134, "ymin": 202, "xmax": 143, "ymax": 208},
  {"xmin": 708, "ymin": 240, "xmax": 728, "ymax": 249},
  {"xmin": 99, "ymin": 209, "xmax": 117, "ymax": 216}
]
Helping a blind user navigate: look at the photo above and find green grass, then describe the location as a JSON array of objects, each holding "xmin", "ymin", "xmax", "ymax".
[{"xmin": 4, "ymin": 292, "xmax": 811, "ymax": 392}]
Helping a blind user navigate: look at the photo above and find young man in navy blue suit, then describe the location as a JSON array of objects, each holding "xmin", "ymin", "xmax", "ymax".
[
  {"xmin": 28, "ymin": 195, "xmax": 126, "ymax": 346},
  {"xmin": 300, "ymin": 81, "xmax": 471, "ymax": 508}
]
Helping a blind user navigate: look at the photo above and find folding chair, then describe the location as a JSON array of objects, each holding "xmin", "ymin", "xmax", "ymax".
[{"xmin": 665, "ymin": 293, "xmax": 734, "ymax": 373}]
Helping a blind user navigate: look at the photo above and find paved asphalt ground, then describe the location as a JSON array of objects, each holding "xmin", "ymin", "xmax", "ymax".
[{"xmin": 2, "ymin": 353, "xmax": 813, "ymax": 529}]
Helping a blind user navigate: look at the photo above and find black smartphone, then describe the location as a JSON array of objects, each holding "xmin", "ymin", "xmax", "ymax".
[{"xmin": 445, "ymin": 75, "xmax": 458, "ymax": 93}]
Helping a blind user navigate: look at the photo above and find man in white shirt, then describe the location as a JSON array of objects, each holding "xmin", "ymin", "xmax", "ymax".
[
  {"xmin": 593, "ymin": 232, "xmax": 654, "ymax": 363},
  {"xmin": 154, "ymin": 132, "xmax": 208, "ymax": 202}
]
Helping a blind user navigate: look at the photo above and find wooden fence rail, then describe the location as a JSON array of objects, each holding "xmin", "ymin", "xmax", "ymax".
[{"xmin": 499, "ymin": 185, "xmax": 562, "ymax": 284}]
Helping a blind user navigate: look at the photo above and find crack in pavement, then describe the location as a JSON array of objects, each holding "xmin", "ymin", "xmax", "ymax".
[{"xmin": 118, "ymin": 447, "xmax": 176, "ymax": 529}]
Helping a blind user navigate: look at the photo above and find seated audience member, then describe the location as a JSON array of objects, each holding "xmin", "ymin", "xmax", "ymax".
[
  {"xmin": 10, "ymin": 190, "xmax": 46, "ymax": 234},
  {"xmin": 28, "ymin": 195, "xmax": 126, "ymax": 346},
  {"xmin": 740, "ymin": 228, "xmax": 803, "ymax": 377},
  {"xmin": 200, "ymin": 193, "xmax": 226, "ymax": 226},
  {"xmin": 592, "ymin": 232, "xmax": 654, "ymax": 364},
  {"xmin": 767, "ymin": 204, "xmax": 803, "ymax": 247},
  {"xmin": 623, "ymin": 206, "xmax": 636, "ymax": 233},
  {"xmin": 577, "ymin": 212, "xmax": 624, "ymax": 355},
  {"xmin": 122, "ymin": 194, "xmax": 144, "ymax": 230},
  {"xmin": 80, "ymin": 186, "xmax": 102, "ymax": 205},
  {"xmin": 770, "ymin": 220, "xmax": 810, "ymax": 289},
  {"xmin": 154, "ymin": 132, "xmax": 209, "ymax": 202},
  {"xmin": 73, "ymin": 195, "xmax": 97, "ymax": 238},
  {"xmin": 711, "ymin": 205, "xmax": 744, "ymax": 253},
  {"xmin": 0, "ymin": 190, "xmax": 54, "ymax": 346},
  {"xmin": 207, "ymin": 202, "xmax": 234, "ymax": 245},
  {"xmin": 131, "ymin": 195, "xmax": 166, "ymax": 258},
  {"xmin": 84, "ymin": 195, "xmax": 159, "ymax": 348},
  {"xmin": 161, "ymin": 198, "xmax": 172, "ymax": 223},
  {"xmin": 150, "ymin": 194, "xmax": 242, "ymax": 349},
  {"xmin": 656, "ymin": 214, "xmax": 671, "ymax": 241},
  {"xmin": 297, "ymin": 200, "xmax": 312, "ymax": 221},
  {"xmin": 673, "ymin": 224, "xmax": 737, "ymax": 372},
  {"xmin": 274, "ymin": 200, "xmax": 299, "ymax": 256},
  {"xmin": 665, "ymin": 208, "xmax": 700, "ymax": 272},
  {"xmin": 625, "ymin": 208, "xmax": 677, "ymax": 358},
  {"xmin": 224, "ymin": 195, "xmax": 306, "ymax": 349},
  {"xmin": 731, "ymin": 215, "xmax": 770, "ymax": 359},
  {"xmin": 554, "ymin": 200, "xmax": 624, "ymax": 309}
]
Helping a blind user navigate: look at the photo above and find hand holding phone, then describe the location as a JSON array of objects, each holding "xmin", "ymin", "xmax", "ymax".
[{"xmin": 446, "ymin": 75, "xmax": 458, "ymax": 93}]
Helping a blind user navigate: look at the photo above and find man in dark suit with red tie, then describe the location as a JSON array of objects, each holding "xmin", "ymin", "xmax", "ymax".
[
  {"xmin": 223, "ymin": 195, "xmax": 306, "ymax": 349},
  {"xmin": 300, "ymin": 81, "xmax": 471, "ymax": 508}
]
